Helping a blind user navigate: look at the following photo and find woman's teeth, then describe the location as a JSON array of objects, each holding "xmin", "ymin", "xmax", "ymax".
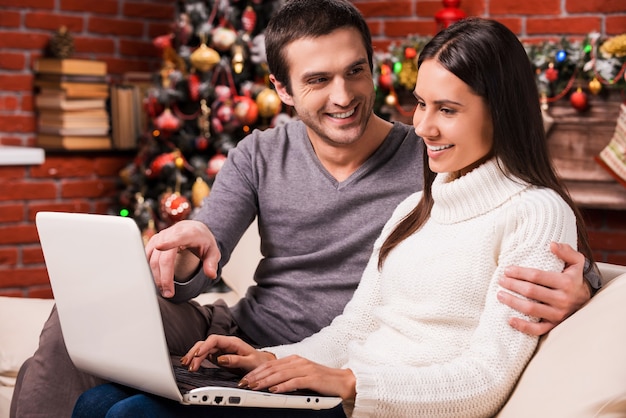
[{"xmin": 427, "ymin": 144, "xmax": 453, "ymax": 151}]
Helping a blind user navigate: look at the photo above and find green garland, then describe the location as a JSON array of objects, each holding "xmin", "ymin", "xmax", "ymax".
[{"xmin": 374, "ymin": 32, "xmax": 626, "ymax": 112}]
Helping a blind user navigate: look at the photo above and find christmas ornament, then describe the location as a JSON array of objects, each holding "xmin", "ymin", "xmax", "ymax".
[
  {"xmin": 48, "ymin": 26, "xmax": 74, "ymax": 58},
  {"xmin": 153, "ymin": 34, "xmax": 173, "ymax": 50},
  {"xmin": 435, "ymin": 0, "xmax": 467, "ymax": 30},
  {"xmin": 231, "ymin": 43, "xmax": 247, "ymax": 74},
  {"xmin": 404, "ymin": 47, "xmax": 417, "ymax": 59},
  {"xmin": 154, "ymin": 108, "xmax": 182, "ymax": 132},
  {"xmin": 188, "ymin": 72, "xmax": 201, "ymax": 101},
  {"xmin": 385, "ymin": 94, "xmax": 397, "ymax": 106},
  {"xmin": 206, "ymin": 153, "xmax": 227, "ymax": 177},
  {"xmin": 212, "ymin": 26, "xmax": 238, "ymax": 51},
  {"xmin": 234, "ymin": 95, "xmax": 259, "ymax": 125},
  {"xmin": 190, "ymin": 43, "xmax": 220, "ymax": 72},
  {"xmin": 242, "ymin": 6, "xmax": 257, "ymax": 34},
  {"xmin": 378, "ymin": 64, "xmax": 393, "ymax": 89},
  {"xmin": 159, "ymin": 191, "xmax": 192, "ymax": 224},
  {"xmin": 191, "ymin": 176, "xmax": 211, "ymax": 207},
  {"xmin": 570, "ymin": 88, "xmax": 589, "ymax": 112},
  {"xmin": 256, "ymin": 88, "xmax": 282, "ymax": 118},
  {"xmin": 148, "ymin": 152, "xmax": 177, "ymax": 179},
  {"xmin": 545, "ymin": 63, "xmax": 559, "ymax": 82},
  {"xmin": 588, "ymin": 77, "xmax": 602, "ymax": 95}
]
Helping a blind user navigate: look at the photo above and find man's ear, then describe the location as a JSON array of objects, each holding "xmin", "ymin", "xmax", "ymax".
[{"xmin": 269, "ymin": 74, "xmax": 294, "ymax": 106}]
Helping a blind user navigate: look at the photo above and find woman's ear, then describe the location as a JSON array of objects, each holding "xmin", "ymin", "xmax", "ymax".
[{"xmin": 269, "ymin": 74, "xmax": 295, "ymax": 106}]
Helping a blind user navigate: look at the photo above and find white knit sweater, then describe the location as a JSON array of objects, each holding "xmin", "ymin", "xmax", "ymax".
[{"xmin": 267, "ymin": 158, "xmax": 578, "ymax": 417}]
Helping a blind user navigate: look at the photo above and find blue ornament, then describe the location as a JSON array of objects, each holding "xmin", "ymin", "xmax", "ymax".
[{"xmin": 555, "ymin": 50, "xmax": 567, "ymax": 63}]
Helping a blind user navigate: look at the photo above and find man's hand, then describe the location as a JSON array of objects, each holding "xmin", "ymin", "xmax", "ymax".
[
  {"xmin": 498, "ymin": 242, "xmax": 591, "ymax": 336},
  {"xmin": 145, "ymin": 220, "xmax": 221, "ymax": 298}
]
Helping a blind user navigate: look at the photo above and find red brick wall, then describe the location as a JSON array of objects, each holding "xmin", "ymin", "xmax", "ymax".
[{"xmin": 1, "ymin": 0, "xmax": 625, "ymax": 296}]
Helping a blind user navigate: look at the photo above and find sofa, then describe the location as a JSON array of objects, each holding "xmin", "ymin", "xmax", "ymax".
[{"xmin": 1, "ymin": 221, "xmax": 625, "ymax": 418}]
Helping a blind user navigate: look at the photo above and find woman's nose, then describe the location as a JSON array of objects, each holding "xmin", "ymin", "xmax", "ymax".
[{"xmin": 413, "ymin": 110, "xmax": 438, "ymax": 139}]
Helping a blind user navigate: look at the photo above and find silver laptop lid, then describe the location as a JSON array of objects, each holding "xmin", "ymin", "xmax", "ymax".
[{"xmin": 36, "ymin": 211, "xmax": 183, "ymax": 402}]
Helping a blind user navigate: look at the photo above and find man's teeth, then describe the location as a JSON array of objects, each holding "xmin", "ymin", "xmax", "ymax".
[
  {"xmin": 427, "ymin": 144, "xmax": 454, "ymax": 151},
  {"xmin": 330, "ymin": 109, "xmax": 355, "ymax": 119}
]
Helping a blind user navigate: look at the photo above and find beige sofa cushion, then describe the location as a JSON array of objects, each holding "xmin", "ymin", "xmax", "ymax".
[
  {"xmin": 0, "ymin": 297, "xmax": 54, "ymax": 383},
  {"xmin": 497, "ymin": 273, "xmax": 626, "ymax": 417}
]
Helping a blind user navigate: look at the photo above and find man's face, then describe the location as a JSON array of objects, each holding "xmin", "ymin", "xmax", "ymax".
[{"xmin": 272, "ymin": 28, "xmax": 375, "ymax": 148}]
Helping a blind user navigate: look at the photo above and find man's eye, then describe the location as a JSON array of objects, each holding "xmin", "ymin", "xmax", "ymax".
[
  {"xmin": 349, "ymin": 67, "xmax": 364, "ymax": 76},
  {"xmin": 308, "ymin": 77, "xmax": 327, "ymax": 85}
]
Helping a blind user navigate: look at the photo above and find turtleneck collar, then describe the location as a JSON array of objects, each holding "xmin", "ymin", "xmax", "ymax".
[{"xmin": 430, "ymin": 158, "xmax": 530, "ymax": 224}]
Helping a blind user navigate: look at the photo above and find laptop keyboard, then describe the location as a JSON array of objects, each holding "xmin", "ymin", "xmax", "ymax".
[{"xmin": 173, "ymin": 363, "xmax": 241, "ymax": 392}]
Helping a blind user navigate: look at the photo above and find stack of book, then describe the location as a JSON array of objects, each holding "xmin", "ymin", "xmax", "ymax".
[
  {"xmin": 110, "ymin": 72, "xmax": 152, "ymax": 149},
  {"xmin": 34, "ymin": 58, "xmax": 112, "ymax": 150}
]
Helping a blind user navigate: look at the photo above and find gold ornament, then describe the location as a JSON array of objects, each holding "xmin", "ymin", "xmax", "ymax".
[
  {"xmin": 588, "ymin": 77, "xmax": 602, "ymax": 95},
  {"xmin": 256, "ymin": 88, "xmax": 282, "ymax": 118},
  {"xmin": 231, "ymin": 43, "xmax": 246, "ymax": 74},
  {"xmin": 191, "ymin": 177, "xmax": 211, "ymax": 207},
  {"xmin": 190, "ymin": 43, "xmax": 220, "ymax": 72}
]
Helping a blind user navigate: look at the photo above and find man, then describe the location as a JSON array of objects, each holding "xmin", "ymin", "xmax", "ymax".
[{"xmin": 11, "ymin": 1, "xmax": 598, "ymax": 417}]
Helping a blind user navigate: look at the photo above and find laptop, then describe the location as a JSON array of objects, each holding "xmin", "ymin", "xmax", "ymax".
[{"xmin": 35, "ymin": 211, "xmax": 342, "ymax": 410}]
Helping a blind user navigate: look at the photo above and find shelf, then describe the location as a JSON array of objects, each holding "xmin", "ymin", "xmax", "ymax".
[
  {"xmin": 566, "ymin": 181, "xmax": 626, "ymax": 210},
  {"xmin": 0, "ymin": 146, "xmax": 45, "ymax": 166}
]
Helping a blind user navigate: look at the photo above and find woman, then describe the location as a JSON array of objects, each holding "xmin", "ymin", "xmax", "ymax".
[{"xmin": 72, "ymin": 17, "xmax": 594, "ymax": 418}]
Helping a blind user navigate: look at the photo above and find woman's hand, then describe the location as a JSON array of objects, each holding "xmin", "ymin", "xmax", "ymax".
[
  {"xmin": 240, "ymin": 355, "xmax": 357, "ymax": 401},
  {"xmin": 180, "ymin": 335, "xmax": 272, "ymax": 373}
]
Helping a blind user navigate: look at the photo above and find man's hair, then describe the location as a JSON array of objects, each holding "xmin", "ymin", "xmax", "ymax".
[{"xmin": 265, "ymin": 0, "xmax": 373, "ymax": 93}]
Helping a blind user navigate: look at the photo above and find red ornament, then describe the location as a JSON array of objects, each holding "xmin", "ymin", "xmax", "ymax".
[
  {"xmin": 188, "ymin": 73, "xmax": 200, "ymax": 101},
  {"xmin": 154, "ymin": 108, "xmax": 182, "ymax": 132},
  {"xmin": 152, "ymin": 34, "xmax": 172, "ymax": 50},
  {"xmin": 242, "ymin": 6, "xmax": 257, "ymax": 33},
  {"xmin": 435, "ymin": 0, "xmax": 467, "ymax": 30},
  {"xmin": 404, "ymin": 47, "xmax": 417, "ymax": 60},
  {"xmin": 206, "ymin": 153, "xmax": 227, "ymax": 177},
  {"xmin": 570, "ymin": 88, "xmax": 589, "ymax": 112},
  {"xmin": 159, "ymin": 192, "xmax": 192, "ymax": 223},
  {"xmin": 545, "ymin": 65, "xmax": 559, "ymax": 83},
  {"xmin": 148, "ymin": 152, "xmax": 176, "ymax": 178},
  {"xmin": 379, "ymin": 64, "xmax": 393, "ymax": 89},
  {"xmin": 234, "ymin": 95, "xmax": 259, "ymax": 125},
  {"xmin": 195, "ymin": 136, "xmax": 210, "ymax": 151}
]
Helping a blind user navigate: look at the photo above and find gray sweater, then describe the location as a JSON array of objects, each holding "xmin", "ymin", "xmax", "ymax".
[{"xmin": 180, "ymin": 119, "xmax": 424, "ymax": 346}]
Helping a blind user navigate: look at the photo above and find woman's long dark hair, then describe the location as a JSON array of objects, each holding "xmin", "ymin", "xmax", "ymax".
[{"xmin": 378, "ymin": 17, "xmax": 594, "ymax": 271}]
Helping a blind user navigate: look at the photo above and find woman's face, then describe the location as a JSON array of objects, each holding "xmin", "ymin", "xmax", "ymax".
[{"xmin": 412, "ymin": 59, "xmax": 494, "ymax": 177}]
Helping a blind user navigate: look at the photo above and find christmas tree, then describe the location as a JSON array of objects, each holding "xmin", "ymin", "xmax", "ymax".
[{"xmin": 117, "ymin": 0, "xmax": 287, "ymax": 242}]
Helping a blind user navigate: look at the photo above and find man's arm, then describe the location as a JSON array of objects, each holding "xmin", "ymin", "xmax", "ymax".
[{"xmin": 497, "ymin": 242, "xmax": 595, "ymax": 336}]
